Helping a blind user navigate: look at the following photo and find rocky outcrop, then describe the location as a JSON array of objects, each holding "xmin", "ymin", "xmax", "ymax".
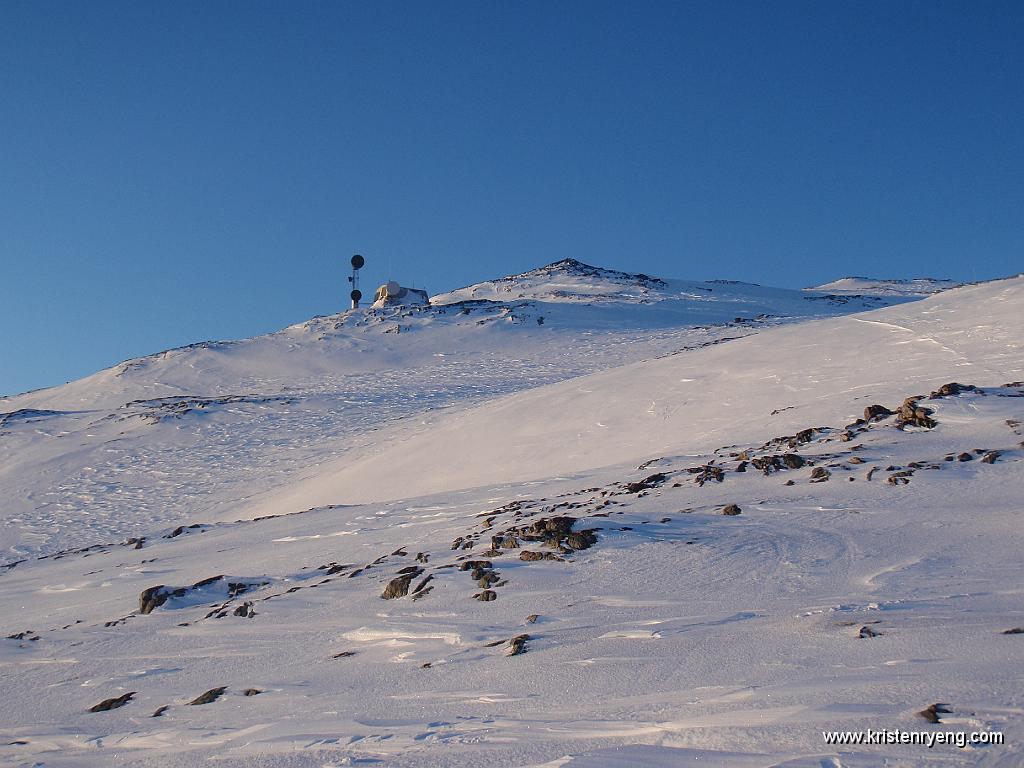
[
  {"xmin": 89, "ymin": 692, "xmax": 135, "ymax": 712},
  {"xmin": 189, "ymin": 687, "xmax": 227, "ymax": 705}
]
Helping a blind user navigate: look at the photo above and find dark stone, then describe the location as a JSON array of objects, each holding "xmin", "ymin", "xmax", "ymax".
[
  {"xmin": 795, "ymin": 428, "xmax": 815, "ymax": 444},
  {"xmin": 189, "ymin": 687, "xmax": 227, "ymax": 705},
  {"xmin": 859, "ymin": 625, "xmax": 881, "ymax": 638},
  {"xmin": 526, "ymin": 614, "xmax": 539, "ymax": 623},
  {"xmin": 520, "ymin": 551, "xmax": 545, "ymax": 561},
  {"xmin": 458, "ymin": 560, "xmax": 493, "ymax": 572},
  {"xmin": 89, "ymin": 692, "xmax": 135, "ymax": 712},
  {"xmin": 566, "ymin": 530, "xmax": 598, "ymax": 550},
  {"xmin": 981, "ymin": 451, "xmax": 1001, "ymax": 464},
  {"xmin": 474, "ymin": 590, "xmax": 497, "ymax": 602},
  {"xmin": 151, "ymin": 705, "xmax": 169, "ymax": 717},
  {"xmin": 957, "ymin": 452, "xmax": 973, "ymax": 462},
  {"xmin": 810, "ymin": 467, "xmax": 830, "ymax": 481},
  {"xmin": 929, "ymin": 382, "xmax": 976, "ymax": 399},
  {"xmin": 781, "ymin": 454, "xmax": 805, "ymax": 469},
  {"xmin": 624, "ymin": 473, "xmax": 668, "ymax": 493},
  {"xmin": 864, "ymin": 404, "xmax": 892, "ymax": 420},
  {"xmin": 242, "ymin": 688, "xmax": 261, "ymax": 696},
  {"xmin": 722, "ymin": 504, "xmax": 742, "ymax": 516},
  {"xmin": 381, "ymin": 567, "xmax": 423, "ymax": 599},
  {"xmin": 918, "ymin": 703, "xmax": 952, "ymax": 724},
  {"xmin": 507, "ymin": 634, "xmax": 530, "ymax": 656},
  {"xmin": 333, "ymin": 651, "xmax": 357, "ymax": 657},
  {"xmin": 1002, "ymin": 627, "xmax": 1024, "ymax": 635}
]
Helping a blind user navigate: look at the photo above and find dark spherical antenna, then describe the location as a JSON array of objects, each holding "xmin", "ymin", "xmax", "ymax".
[
  {"xmin": 351, "ymin": 254, "xmax": 365, "ymax": 269},
  {"xmin": 350, "ymin": 289, "xmax": 362, "ymax": 303}
]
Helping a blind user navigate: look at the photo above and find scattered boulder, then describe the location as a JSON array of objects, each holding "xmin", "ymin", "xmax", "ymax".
[
  {"xmin": 474, "ymin": 590, "xmax": 497, "ymax": 602},
  {"xmin": 810, "ymin": 467, "xmax": 831, "ymax": 482},
  {"xmin": 381, "ymin": 568, "xmax": 423, "ymax": 599},
  {"xmin": 918, "ymin": 703, "xmax": 952, "ymax": 724},
  {"xmin": 721, "ymin": 504, "xmax": 742, "ymax": 516},
  {"xmin": 507, "ymin": 634, "xmax": 530, "ymax": 656},
  {"xmin": 526, "ymin": 614, "xmax": 539, "ymax": 624},
  {"xmin": 794, "ymin": 428, "xmax": 815, "ymax": 444},
  {"xmin": 242, "ymin": 688, "xmax": 261, "ymax": 696},
  {"xmin": 929, "ymin": 382, "xmax": 976, "ymax": 399},
  {"xmin": 138, "ymin": 585, "xmax": 182, "ymax": 614},
  {"xmin": 151, "ymin": 705, "xmax": 169, "ymax": 717},
  {"xmin": 887, "ymin": 470, "xmax": 914, "ymax": 485},
  {"xmin": 896, "ymin": 397, "xmax": 936, "ymax": 429},
  {"xmin": 189, "ymin": 687, "xmax": 227, "ymax": 705},
  {"xmin": 89, "ymin": 692, "xmax": 135, "ymax": 712},
  {"xmin": 519, "ymin": 551, "xmax": 545, "ymax": 561},
  {"xmin": 1002, "ymin": 628, "xmax": 1024, "ymax": 635},
  {"xmin": 859, "ymin": 625, "xmax": 881, "ymax": 638},
  {"xmin": 848, "ymin": 456, "xmax": 865, "ymax": 464},
  {"xmin": 981, "ymin": 451, "xmax": 1001, "ymax": 464},
  {"xmin": 864, "ymin": 404, "xmax": 892, "ymax": 420},
  {"xmin": 781, "ymin": 454, "xmax": 805, "ymax": 469},
  {"xmin": 957, "ymin": 452, "xmax": 973, "ymax": 462},
  {"xmin": 566, "ymin": 530, "xmax": 598, "ymax": 550},
  {"xmin": 625, "ymin": 473, "xmax": 668, "ymax": 493}
]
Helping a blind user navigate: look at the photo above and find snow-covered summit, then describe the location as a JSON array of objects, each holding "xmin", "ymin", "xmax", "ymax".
[{"xmin": 808, "ymin": 275, "xmax": 963, "ymax": 296}]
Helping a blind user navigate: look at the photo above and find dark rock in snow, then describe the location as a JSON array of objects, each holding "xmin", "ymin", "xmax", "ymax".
[
  {"xmin": 189, "ymin": 687, "xmax": 227, "ymax": 705},
  {"xmin": 859, "ymin": 625, "xmax": 881, "ymax": 638},
  {"xmin": 981, "ymin": 451, "xmax": 1001, "ymax": 464},
  {"xmin": 722, "ymin": 504, "xmax": 742, "ymax": 516},
  {"xmin": 507, "ymin": 634, "xmax": 530, "ymax": 656},
  {"xmin": 625, "ymin": 473, "xmax": 668, "ymax": 493},
  {"xmin": 781, "ymin": 454, "xmax": 805, "ymax": 469},
  {"xmin": 864, "ymin": 404, "xmax": 892, "ymax": 420},
  {"xmin": 474, "ymin": 590, "xmax": 497, "ymax": 602},
  {"xmin": 957, "ymin": 452, "xmax": 974, "ymax": 462},
  {"xmin": 381, "ymin": 567, "xmax": 423, "ymax": 599},
  {"xmin": 918, "ymin": 703, "xmax": 952, "ymax": 724},
  {"xmin": 89, "ymin": 692, "xmax": 135, "ymax": 712},
  {"xmin": 929, "ymin": 382, "xmax": 976, "ymax": 399}
]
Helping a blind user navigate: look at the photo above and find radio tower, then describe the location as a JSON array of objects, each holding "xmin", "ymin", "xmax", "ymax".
[{"xmin": 348, "ymin": 254, "xmax": 364, "ymax": 309}]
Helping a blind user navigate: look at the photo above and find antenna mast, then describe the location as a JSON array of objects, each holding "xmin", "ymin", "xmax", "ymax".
[{"xmin": 348, "ymin": 254, "xmax": 365, "ymax": 309}]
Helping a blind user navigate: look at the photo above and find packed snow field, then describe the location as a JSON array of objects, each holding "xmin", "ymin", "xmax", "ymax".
[{"xmin": 1, "ymin": 260, "xmax": 1022, "ymax": 767}]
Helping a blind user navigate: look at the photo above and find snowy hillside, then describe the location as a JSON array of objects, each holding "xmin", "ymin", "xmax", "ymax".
[
  {"xmin": 1, "ymin": 263, "xmax": 1023, "ymax": 767},
  {"xmin": 808, "ymin": 276, "xmax": 964, "ymax": 296},
  {"xmin": 0, "ymin": 260, "xmax": 902, "ymax": 558}
]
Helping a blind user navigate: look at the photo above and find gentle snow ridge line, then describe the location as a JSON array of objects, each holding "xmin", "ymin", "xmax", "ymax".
[{"xmin": 242, "ymin": 277, "xmax": 1024, "ymax": 515}]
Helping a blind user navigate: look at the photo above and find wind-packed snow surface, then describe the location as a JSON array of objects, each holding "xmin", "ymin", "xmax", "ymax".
[{"xmin": 1, "ymin": 261, "xmax": 1022, "ymax": 767}]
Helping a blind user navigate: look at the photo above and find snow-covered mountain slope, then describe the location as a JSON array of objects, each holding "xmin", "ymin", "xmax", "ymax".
[
  {"xmin": 808, "ymin": 276, "xmax": 964, "ymax": 296},
  {"xmin": 2, "ymin": 382, "xmax": 1022, "ymax": 767},
  {"xmin": 0, "ymin": 261, "xmax": 907, "ymax": 559},
  {"xmin": 2, "ymin": 263, "xmax": 1023, "ymax": 767},
  {"xmin": 245, "ymin": 276, "xmax": 1024, "ymax": 516}
]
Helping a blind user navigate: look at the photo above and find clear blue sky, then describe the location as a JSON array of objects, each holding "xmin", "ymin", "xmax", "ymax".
[{"xmin": 1, "ymin": 1, "xmax": 1021, "ymax": 396}]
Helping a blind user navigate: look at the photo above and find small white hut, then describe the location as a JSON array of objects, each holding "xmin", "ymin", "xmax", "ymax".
[{"xmin": 372, "ymin": 281, "xmax": 429, "ymax": 308}]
